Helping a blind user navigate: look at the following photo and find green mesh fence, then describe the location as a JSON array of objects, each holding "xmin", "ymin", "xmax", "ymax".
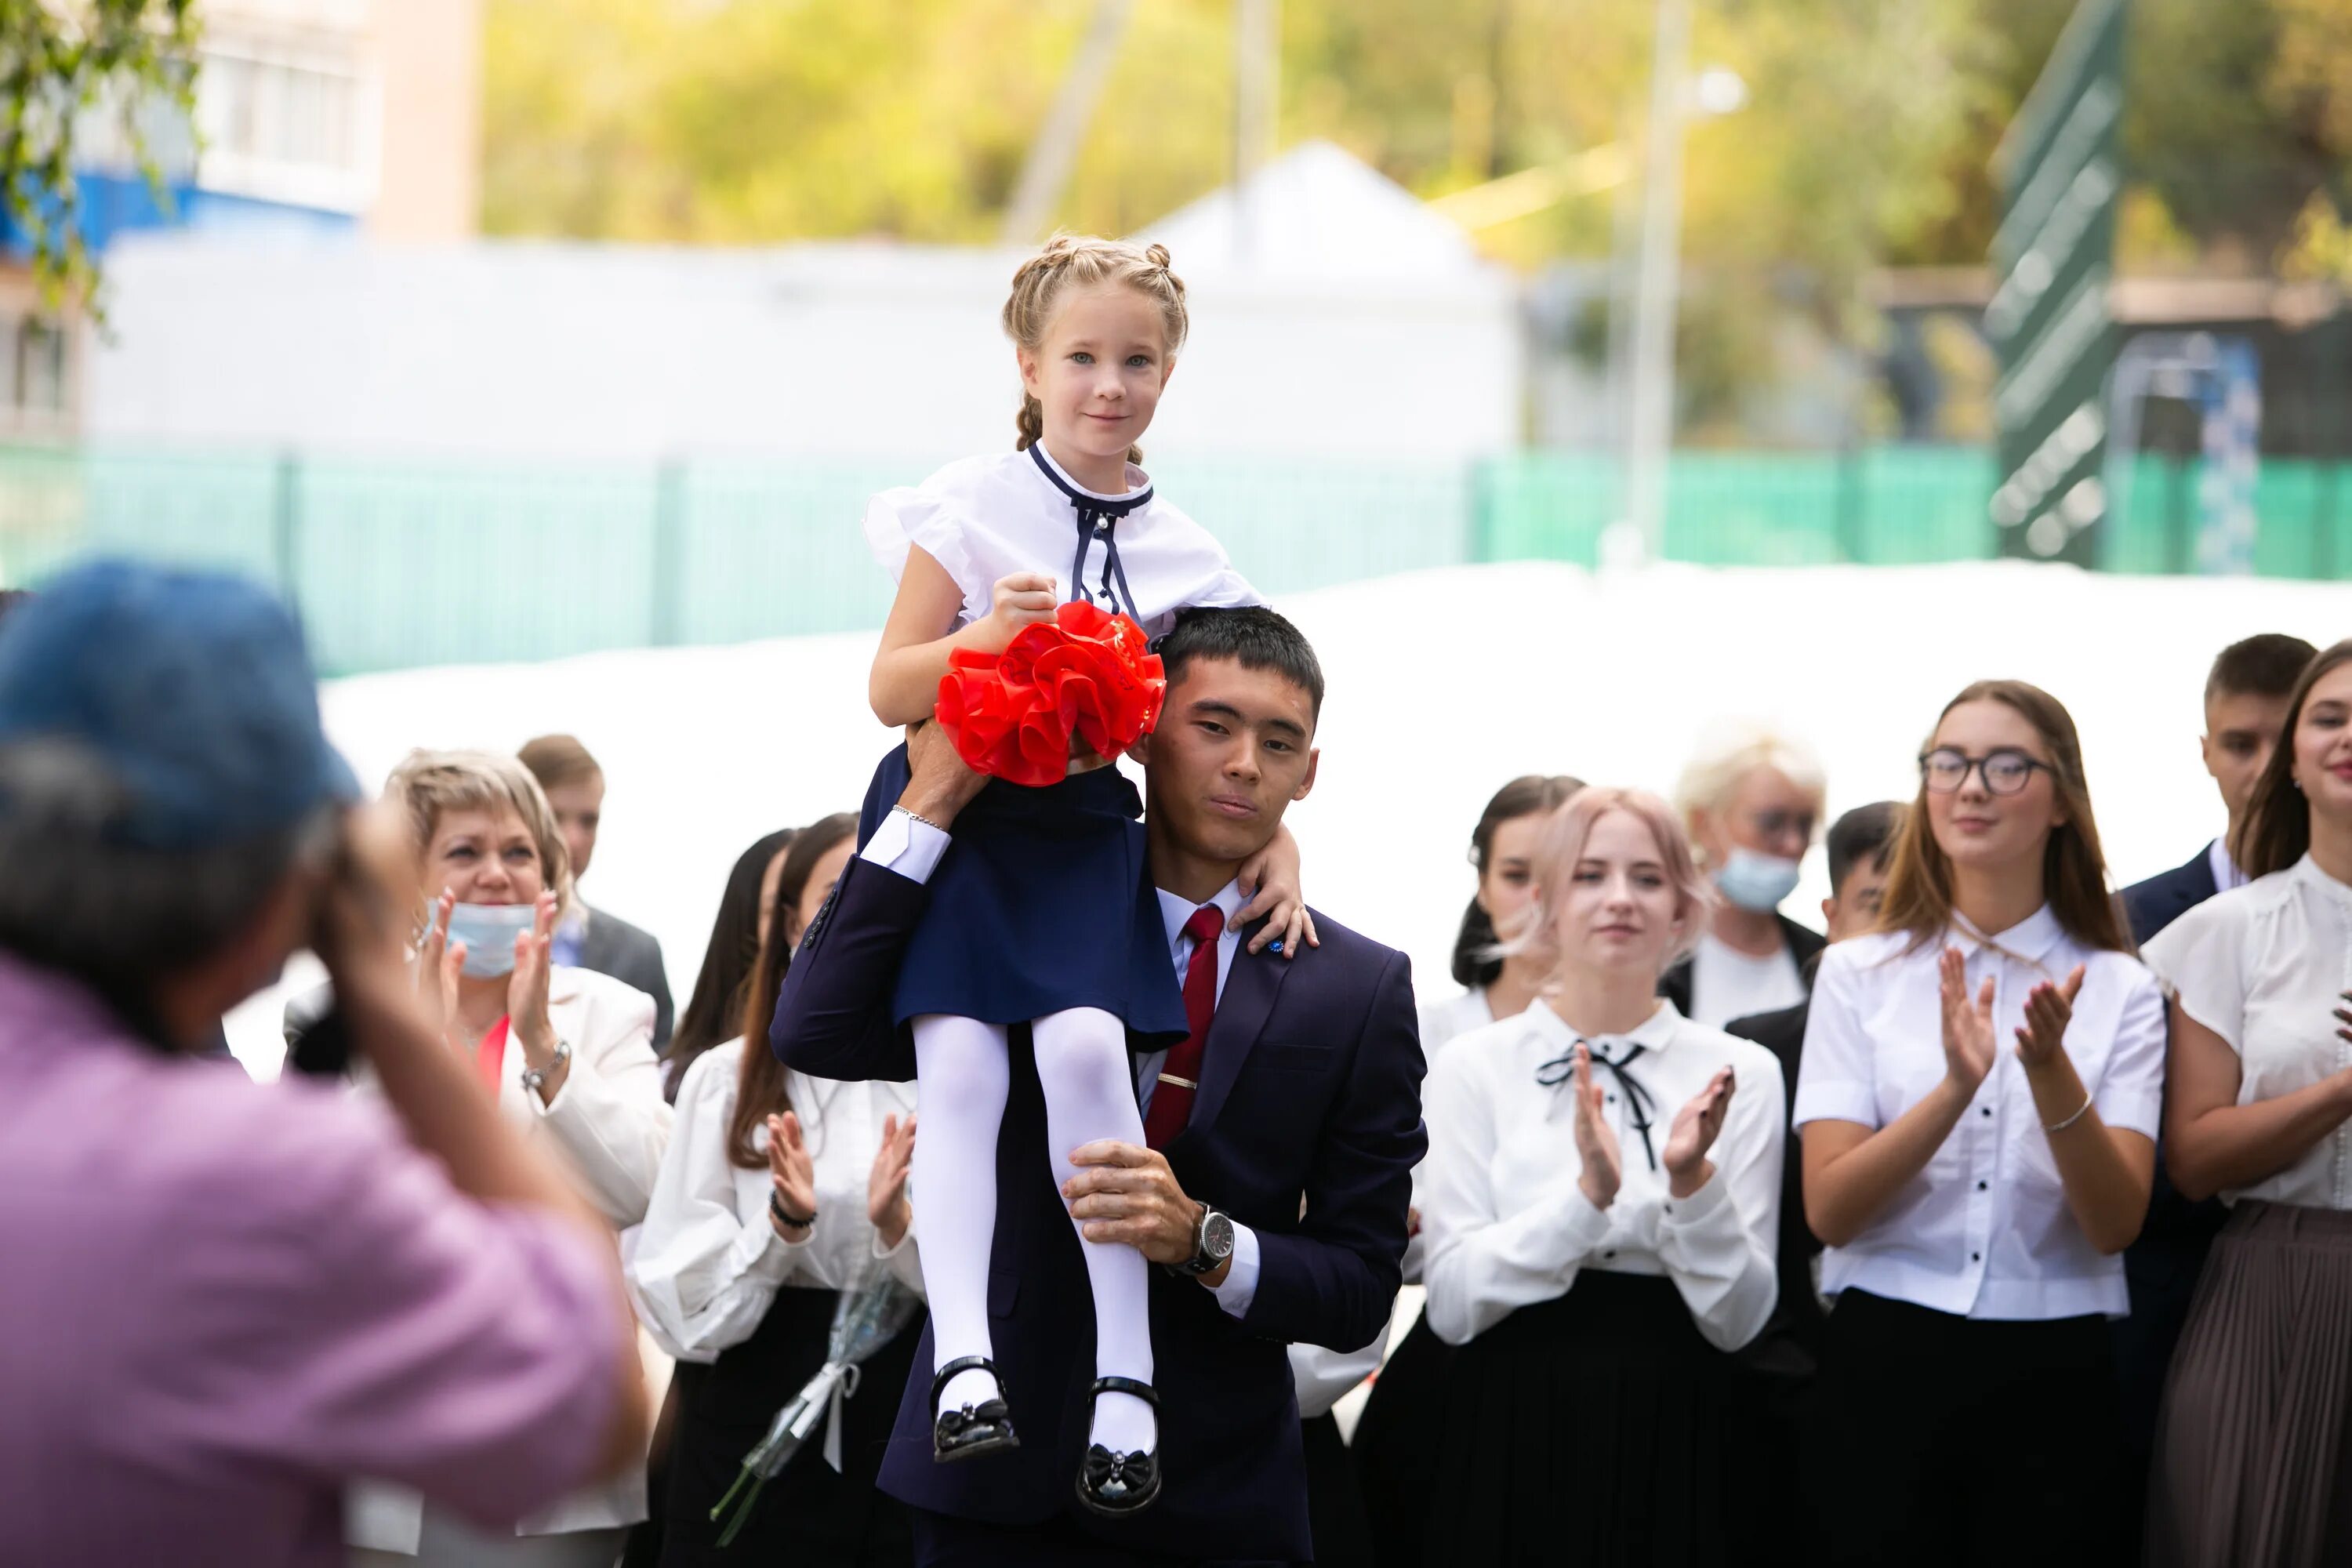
[{"xmin": 2, "ymin": 444, "xmax": 2340, "ymax": 674}]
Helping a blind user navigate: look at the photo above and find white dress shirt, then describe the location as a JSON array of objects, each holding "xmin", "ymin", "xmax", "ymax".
[
  {"xmin": 628, "ymin": 1039, "xmax": 922, "ymax": 1364},
  {"xmin": 1688, "ymin": 932, "xmax": 1809, "ymax": 1030},
  {"xmin": 1793, "ymin": 908, "xmax": 2167, "ymax": 1320},
  {"xmin": 864, "ymin": 445, "xmax": 1263, "ymax": 637},
  {"xmin": 1420, "ymin": 998, "xmax": 1784, "ymax": 1352},
  {"xmin": 861, "ymin": 818, "xmax": 1261, "ymax": 1317},
  {"xmin": 2143, "ymin": 855, "xmax": 2352, "ymax": 1210},
  {"xmin": 2208, "ymin": 836, "xmax": 2249, "ymax": 895}
]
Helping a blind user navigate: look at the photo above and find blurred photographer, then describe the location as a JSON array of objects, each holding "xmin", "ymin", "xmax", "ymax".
[{"xmin": 0, "ymin": 561, "xmax": 649, "ymax": 1567}]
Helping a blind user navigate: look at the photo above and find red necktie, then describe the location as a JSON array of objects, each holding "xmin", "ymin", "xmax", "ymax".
[{"xmin": 1144, "ymin": 905, "xmax": 1227, "ymax": 1149}]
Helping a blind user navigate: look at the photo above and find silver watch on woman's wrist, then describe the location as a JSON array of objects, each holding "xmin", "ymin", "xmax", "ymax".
[{"xmin": 1169, "ymin": 1204, "xmax": 1236, "ymax": 1278}]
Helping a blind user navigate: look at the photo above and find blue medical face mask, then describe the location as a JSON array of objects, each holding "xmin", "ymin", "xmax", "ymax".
[
  {"xmin": 1714, "ymin": 848, "xmax": 1802, "ymax": 913},
  {"xmin": 442, "ymin": 899, "xmax": 539, "ymax": 978}
]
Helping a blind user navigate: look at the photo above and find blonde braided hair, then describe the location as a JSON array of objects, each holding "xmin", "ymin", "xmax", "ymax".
[{"xmin": 1002, "ymin": 234, "xmax": 1188, "ymax": 462}]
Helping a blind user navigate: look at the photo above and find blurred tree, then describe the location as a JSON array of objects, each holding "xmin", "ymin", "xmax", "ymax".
[{"xmin": 0, "ymin": 0, "xmax": 199, "ymax": 309}]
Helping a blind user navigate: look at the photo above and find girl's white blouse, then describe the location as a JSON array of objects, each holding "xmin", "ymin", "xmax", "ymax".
[
  {"xmin": 1792, "ymin": 909, "xmax": 2166, "ymax": 1320},
  {"xmin": 628, "ymin": 1039, "xmax": 922, "ymax": 1363},
  {"xmin": 864, "ymin": 445, "xmax": 1262, "ymax": 637},
  {"xmin": 2143, "ymin": 855, "xmax": 2352, "ymax": 1210},
  {"xmin": 1419, "ymin": 998, "xmax": 1785, "ymax": 1353}
]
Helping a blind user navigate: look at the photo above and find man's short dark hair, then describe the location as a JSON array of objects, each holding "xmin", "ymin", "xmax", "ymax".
[
  {"xmin": 1827, "ymin": 800, "xmax": 1904, "ymax": 895},
  {"xmin": 1156, "ymin": 607, "xmax": 1325, "ymax": 723},
  {"xmin": 2207, "ymin": 634, "xmax": 2317, "ymax": 706}
]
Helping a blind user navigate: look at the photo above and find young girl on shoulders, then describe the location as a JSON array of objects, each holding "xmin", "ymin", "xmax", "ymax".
[{"xmin": 856, "ymin": 235, "xmax": 1305, "ymax": 1516}]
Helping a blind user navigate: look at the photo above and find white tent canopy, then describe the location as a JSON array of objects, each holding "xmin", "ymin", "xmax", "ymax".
[{"xmin": 1137, "ymin": 140, "xmax": 1492, "ymax": 281}]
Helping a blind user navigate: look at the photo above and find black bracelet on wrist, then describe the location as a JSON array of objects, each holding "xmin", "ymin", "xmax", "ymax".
[{"xmin": 769, "ymin": 1191, "xmax": 817, "ymax": 1230}]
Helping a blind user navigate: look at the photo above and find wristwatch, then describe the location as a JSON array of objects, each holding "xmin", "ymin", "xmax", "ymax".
[{"xmin": 1168, "ymin": 1204, "xmax": 1236, "ymax": 1279}]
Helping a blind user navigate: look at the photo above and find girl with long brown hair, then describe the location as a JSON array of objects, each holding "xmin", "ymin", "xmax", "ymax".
[
  {"xmin": 628, "ymin": 814, "xmax": 924, "ymax": 1566},
  {"xmin": 1793, "ymin": 681, "xmax": 2165, "ymax": 1566},
  {"xmin": 2140, "ymin": 638, "xmax": 2352, "ymax": 1566}
]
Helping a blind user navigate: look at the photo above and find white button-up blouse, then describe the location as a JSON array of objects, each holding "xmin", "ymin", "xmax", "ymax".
[
  {"xmin": 1420, "ymin": 998, "xmax": 1785, "ymax": 1352},
  {"xmin": 864, "ymin": 445, "xmax": 1263, "ymax": 637},
  {"xmin": 2143, "ymin": 855, "xmax": 2352, "ymax": 1210},
  {"xmin": 1792, "ymin": 908, "xmax": 2166, "ymax": 1320},
  {"xmin": 628, "ymin": 1039, "xmax": 922, "ymax": 1363}
]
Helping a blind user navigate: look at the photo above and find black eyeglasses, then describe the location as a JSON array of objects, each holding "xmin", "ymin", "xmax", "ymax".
[{"xmin": 1918, "ymin": 746, "xmax": 2052, "ymax": 796}]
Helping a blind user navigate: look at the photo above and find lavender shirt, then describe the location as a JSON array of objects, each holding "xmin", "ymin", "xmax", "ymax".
[{"xmin": 0, "ymin": 954, "xmax": 623, "ymax": 1566}]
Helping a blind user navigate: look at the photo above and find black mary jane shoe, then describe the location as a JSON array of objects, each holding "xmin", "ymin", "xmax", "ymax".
[
  {"xmin": 1075, "ymin": 1376, "xmax": 1162, "ymax": 1517},
  {"xmin": 931, "ymin": 1356, "xmax": 1019, "ymax": 1463}
]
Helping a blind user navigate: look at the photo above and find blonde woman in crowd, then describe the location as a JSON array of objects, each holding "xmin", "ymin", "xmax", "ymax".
[
  {"xmin": 332, "ymin": 749, "xmax": 674, "ymax": 1568},
  {"xmin": 1668, "ymin": 721, "xmax": 1829, "ymax": 1029}
]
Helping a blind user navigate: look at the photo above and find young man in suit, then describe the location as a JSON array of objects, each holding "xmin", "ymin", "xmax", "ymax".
[
  {"xmin": 2121, "ymin": 633, "xmax": 2314, "ymax": 942},
  {"xmin": 2111, "ymin": 630, "xmax": 2314, "ymax": 1554},
  {"xmin": 518, "ymin": 734, "xmax": 674, "ymax": 1051},
  {"xmin": 771, "ymin": 607, "xmax": 1425, "ymax": 1568}
]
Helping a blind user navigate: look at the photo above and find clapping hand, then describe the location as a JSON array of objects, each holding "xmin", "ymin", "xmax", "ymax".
[
  {"xmin": 767, "ymin": 1112, "xmax": 818, "ymax": 1240},
  {"xmin": 2014, "ymin": 964, "xmax": 2087, "ymax": 1069},
  {"xmin": 1939, "ymin": 948, "xmax": 1998, "ymax": 1092},
  {"xmin": 1570, "ymin": 1044, "xmax": 1623, "ymax": 1211},
  {"xmin": 867, "ymin": 1112, "xmax": 916, "ymax": 1250},
  {"xmin": 1662, "ymin": 1067, "xmax": 1736, "ymax": 1200},
  {"xmin": 413, "ymin": 889, "xmax": 465, "ymax": 1048},
  {"xmin": 509, "ymin": 891, "xmax": 561, "ymax": 1067}
]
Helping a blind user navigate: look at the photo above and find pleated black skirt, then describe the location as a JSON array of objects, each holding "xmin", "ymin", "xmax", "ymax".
[
  {"xmin": 857, "ymin": 742, "xmax": 1187, "ymax": 1045},
  {"xmin": 1807, "ymin": 1289, "xmax": 2122, "ymax": 1568},
  {"xmin": 660, "ymin": 1284, "xmax": 924, "ymax": 1567},
  {"xmin": 1422, "ymin": 1271, "xmax": 1774, "ymax": 1566},
  {"xmin": 1350, "ymin": 1312, "xmax": 1455, "ymax": 1568},
  {"xmin": 2147, "ymin": 1199, "xmax": 2352, "ymax": 1568}
]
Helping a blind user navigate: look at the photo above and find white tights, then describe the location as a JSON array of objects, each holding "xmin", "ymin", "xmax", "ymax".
[{"xmin": 912, "ymin": 1007, "xmax": 1158, "ymax": 1456}]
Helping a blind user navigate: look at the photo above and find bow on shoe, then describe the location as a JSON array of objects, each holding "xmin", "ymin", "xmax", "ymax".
[{"xmin": 1082, "ymin": 1444, "xmax": 1158, "ymax": 1501}]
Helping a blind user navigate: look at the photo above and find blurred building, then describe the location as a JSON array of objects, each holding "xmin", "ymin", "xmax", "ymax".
[
  {"xmin": 81, "ymin": 141, "xmax": 1523, "ymax": 466},
  {"xmin": 0, "ymin": 0, "xmax": 481, "ymax": 438}
]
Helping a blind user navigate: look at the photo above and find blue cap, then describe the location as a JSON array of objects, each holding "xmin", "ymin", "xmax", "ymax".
[{"xmin": 0, "ymin": 559, "xmax": 359, "ymax": 850}]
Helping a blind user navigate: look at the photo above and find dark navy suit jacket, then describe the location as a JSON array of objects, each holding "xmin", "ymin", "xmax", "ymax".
[
  {"xmin": 769, "ymin": 855, "xmax": 1425, "ymax": 1563},
  {"xmin": 2114, "ymin": 844, "xmax": 2230, "ymax": 1537}
]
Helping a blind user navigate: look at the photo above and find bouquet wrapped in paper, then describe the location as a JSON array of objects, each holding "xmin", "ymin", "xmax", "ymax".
[
  {"xmin": 708, "ymin": 1270, "xmax": 924, "ymax": 1547},
  {"xmin": 933, "ymin": 599, "xmax": 1166, "ymax": 787}
]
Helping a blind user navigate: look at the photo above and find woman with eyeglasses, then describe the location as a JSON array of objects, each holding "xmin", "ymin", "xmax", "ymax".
[
  {"xmin": 2141, "ymin": 639, "xmax": 2352, "ymax": 1568},
  {"xmin": 1794, "ymin": 681, "xmax": 2164, "ymax": 1566},
  {"xmin": 1668, "ymin": 721, "xmax": 1830, "ymax": 1029},
  {"xmin": 1418, "ymin": 786, "xmax": 1784, "ymax": 1563}
]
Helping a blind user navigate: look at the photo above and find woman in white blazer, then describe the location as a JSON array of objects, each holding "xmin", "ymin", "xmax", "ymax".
[
  {"xmin": 343, "ymin": 749, "xmax": 674, "ymax": 1568},
  {"xmin": 630, "ymin": 812, "xmax": 927, "ymax": 1566}
]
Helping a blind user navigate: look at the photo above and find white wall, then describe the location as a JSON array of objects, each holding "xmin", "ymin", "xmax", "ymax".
[{"xmin": 85, "ymin": 236, "xmax": 1522, "ymax": 463}]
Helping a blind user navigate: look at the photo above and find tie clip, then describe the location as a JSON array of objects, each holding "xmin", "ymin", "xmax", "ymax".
[{"xmin": 1157, "ymin": 1073, "xmax": 1199, "ymax": 1091}]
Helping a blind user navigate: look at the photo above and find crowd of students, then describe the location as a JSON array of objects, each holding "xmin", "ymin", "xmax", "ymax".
[{"xmin": 4, "ymin": 561, "xmax": 2350, "ymax": 1568}]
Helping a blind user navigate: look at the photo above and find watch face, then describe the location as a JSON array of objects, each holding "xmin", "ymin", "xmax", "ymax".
[{"xmin": 1202, "ymin": 1210, "xmax": 1236, "ymax": 1261}]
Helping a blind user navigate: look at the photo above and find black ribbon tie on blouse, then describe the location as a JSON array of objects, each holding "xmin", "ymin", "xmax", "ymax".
[
  {"xmin": 1536, "ymin": 1037, "xmax": 1662, "ymax": 1171},
  {"xmin": 1029, "ymin": 442, "xmax": 1148, "ymax": 624}
]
